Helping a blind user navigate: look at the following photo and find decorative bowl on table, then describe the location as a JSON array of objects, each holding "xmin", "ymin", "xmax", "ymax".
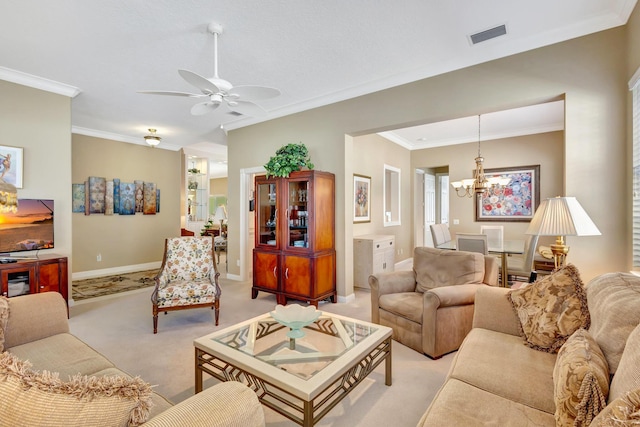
[{"xmin": 270, "ymin": 304, "xmax": 322, "ymax": 339}]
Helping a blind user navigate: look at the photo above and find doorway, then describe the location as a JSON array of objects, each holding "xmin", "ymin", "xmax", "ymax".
[{"xmin": 416, "ymin": 167, "xmax": 449, "ymax": 248}]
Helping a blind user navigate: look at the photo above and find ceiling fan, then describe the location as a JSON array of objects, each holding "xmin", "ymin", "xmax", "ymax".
[{"xmin": 139, "ymin": 22, "xmax": 280, "ymax": 117}]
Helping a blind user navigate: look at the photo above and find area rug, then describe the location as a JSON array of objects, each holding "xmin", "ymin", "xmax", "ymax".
[{"xmin": 72, "ymin": 270, "xmax": 158, "ymax": 301}]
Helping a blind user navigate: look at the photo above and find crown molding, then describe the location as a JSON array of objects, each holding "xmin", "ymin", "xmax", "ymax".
[{"xmin": 0, "ymin": 66, "xmax": 81, "ymax": 98}]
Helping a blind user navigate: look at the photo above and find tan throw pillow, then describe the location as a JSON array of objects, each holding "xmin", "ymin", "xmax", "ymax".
[
  {"xmin": 590, "ymin": 389, "xmax": 640, "ymax": 426},
  {"xmin": 553, "ymin": 328, "xmax": 609, "ymax": 426},
  {"xmin": 508, "ymin": 263, "xmax": 590, "ymax": 353},
  {"xmin": 0, "ymin": 352, "xmax": 152, "ymax": 426},
  {"xmin": 586, "ymin": 272, "xmax": 640, "ymax": 374},
  {"xmin": 0, "ymin": 297, "xmax": 8, "ymax": 352},
  {"xmin": 608, "ymin": 323, "xmax": 640, "ymax": 403}
]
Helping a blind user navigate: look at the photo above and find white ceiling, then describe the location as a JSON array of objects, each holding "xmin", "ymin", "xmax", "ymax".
[
  {"xmin": 0, "ymin": 1, "xmax": 635, "ymax": 177},
  {"xmin": 379, "ymin": 100, "xmax": 565, "ymax": 149}
]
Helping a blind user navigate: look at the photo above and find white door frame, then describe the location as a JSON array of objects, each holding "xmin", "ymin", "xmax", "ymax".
[{"xmin": 238, "ymin": 166, "xmax": 266, "ymax": 281}]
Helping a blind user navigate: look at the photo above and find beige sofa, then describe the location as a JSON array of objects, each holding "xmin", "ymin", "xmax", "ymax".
[
  {"xmin": 418, "ymin": 271, "xmax": 640, "ymax": 426},
  {"xmin": 370, "ymin": 247, "xmax": 499, "ymax": 359},
  {"xmin": 0, "ymin": 292, "xmax": 265, "ymax": 427}
]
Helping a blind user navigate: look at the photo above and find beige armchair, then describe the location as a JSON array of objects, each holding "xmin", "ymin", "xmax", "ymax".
[{"xmin": 369, "ymin": 246, "xmax": 499, "ymax": 359}]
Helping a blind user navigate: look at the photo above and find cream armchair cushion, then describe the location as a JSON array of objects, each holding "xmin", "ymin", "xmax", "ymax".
[{"xmin": 370, "ymin": 247, "xmax": 498, "ymax": 359}]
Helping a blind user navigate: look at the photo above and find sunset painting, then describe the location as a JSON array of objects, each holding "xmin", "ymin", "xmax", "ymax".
[{"xmin": 0, "ymin": 199, "xmax": 54, "ymax": 253}]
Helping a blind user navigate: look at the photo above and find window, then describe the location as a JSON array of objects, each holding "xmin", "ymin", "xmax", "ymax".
[
  {"xmin": 384, "ymin": 164, "xmax": 401, "ymax": 226},
  {"xmin": 631, "ymin": 67, "xmax": 640, "ymax": 268}
]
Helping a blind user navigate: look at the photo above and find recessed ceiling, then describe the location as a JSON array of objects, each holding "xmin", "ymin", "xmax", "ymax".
[
  {"xmin": 379, "ymin": 101, "xmax": 565, "ymax": 149},
  {"xmin": 0, "ymin": 1, "xmax": 634, "ymax": 173}
]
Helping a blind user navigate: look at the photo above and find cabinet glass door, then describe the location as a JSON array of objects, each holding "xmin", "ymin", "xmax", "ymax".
[
  {"xmin": 285, "ymin": 178, "xmax": 309, "ymax": 250},
  {"xmin": 256, "ymin": 181, "xmax": 278, "ymax": 246}
]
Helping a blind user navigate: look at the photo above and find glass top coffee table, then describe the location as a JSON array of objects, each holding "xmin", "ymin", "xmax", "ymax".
[{"xmin": 194, "ymin": 311, "xmax": 392, "ymax": 426}]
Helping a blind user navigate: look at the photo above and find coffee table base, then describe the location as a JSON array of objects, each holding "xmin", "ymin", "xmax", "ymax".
[{"xmin": 195, "ymin": 336, "xmax": 392, "ymax": 427}]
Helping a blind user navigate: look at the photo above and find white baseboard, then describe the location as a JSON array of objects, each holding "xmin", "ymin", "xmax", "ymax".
[
  {"xmin": 72, "ymin": 261, "xmax": 162, "ymax": 281},
  {"xmin": 338, "ymin": 293, "xmax": 356, "ymax": 304},
  {"xmin": 395, "ymin": 258, "xmax": 413, "ymax": 271}
]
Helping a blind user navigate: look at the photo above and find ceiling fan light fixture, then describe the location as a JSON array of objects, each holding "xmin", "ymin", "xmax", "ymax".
[{"xmin": 144, "ymin": 128, "xmax": 161, "ymax": 147}]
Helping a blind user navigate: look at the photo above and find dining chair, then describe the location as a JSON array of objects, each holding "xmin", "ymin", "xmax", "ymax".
[
  {"xmin": 480, "ymin": 225, "xmax": 504, "ymax": 251},
  {"xmin": 506, "ymin": 234, "xmax": 539, "ymax": 283},
  {"xmin": 455, "ymin": 233, "xmax": 488, "ymax": 255},
  {"xmin": 430, "ymin": 223, "xmax": 452, "ymax": 247}
]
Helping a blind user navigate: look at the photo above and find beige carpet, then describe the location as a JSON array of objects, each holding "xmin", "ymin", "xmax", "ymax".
[
  {"xmin": 72, "ymin": 270, "xmax": 159, "ymax": 301},
  {"xmin": 68, "ymin": 277, "xmax": 454, "ymax": 426}
]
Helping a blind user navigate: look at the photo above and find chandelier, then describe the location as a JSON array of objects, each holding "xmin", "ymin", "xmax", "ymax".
[
  {"xmin": 0, "ymin": 178, "xmax": 18, "ymax": 213},
  {"xmin": 450, "ymin": 115, "xmax": 510, "ymax": 198}
]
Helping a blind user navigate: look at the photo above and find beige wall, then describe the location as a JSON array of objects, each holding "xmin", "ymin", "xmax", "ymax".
[
  {"xmin": 413, "ymin": 131, "xmax": 564, "ymax": 243},
  {"xmin": 0, "ymin": 80, "xmax": 73, "ymax": 291},
  {"xmin": 210, "ymin": 177, "xmax": 228, "ymax": 196},
  {"xmin": 229, "ymin": 26, "xmax": 629, "ymax": 299},
  {"xmin": 72, "ymin": 134, "xmax": 181, "ymax": 273},
  {"xmin": 352, "ymin": 133, "xmax": 412, "ymax": 260}
]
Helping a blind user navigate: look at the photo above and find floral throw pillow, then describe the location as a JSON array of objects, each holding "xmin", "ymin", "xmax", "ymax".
[
  {"xmin": 553, "ymin": 328, "xmax": 609, "ymax": 426},
  {"xmin": 590, "ymin": 388, "xmax": 640, "ymax": 426},
  {"xmin": 508, "ymin": 263, "xmax": 590, "ymax": 353}
]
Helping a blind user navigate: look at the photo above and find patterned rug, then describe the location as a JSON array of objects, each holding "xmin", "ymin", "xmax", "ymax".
[{"xmin": 72, "ymin": 269, "xmax": 158, "ymax": 301}]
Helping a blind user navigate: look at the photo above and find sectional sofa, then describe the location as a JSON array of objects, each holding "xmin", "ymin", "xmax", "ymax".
[
  {"xmin": 0, "ymin": 292, "xmax": 265, "ymax": 426},
  {"xmin": 418, "ymin": 268, "xmax": 640, "ymax": 426}
]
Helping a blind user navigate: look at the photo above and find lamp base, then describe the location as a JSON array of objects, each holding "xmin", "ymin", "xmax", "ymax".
[{"xmin": 550, "ymin": 236, "xmax": 569, "ymax": 269}]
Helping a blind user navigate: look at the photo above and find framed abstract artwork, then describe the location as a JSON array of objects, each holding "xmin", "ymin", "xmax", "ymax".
[
  {"xmin": 0, "ymin": 145, "xmax": 24, "ymax": 188},
  {"xmin": 353, "ymin": 174, "xmax": 371, "ymax": 223},
  {"xmin": 475, "ymin": 165, "xmax": 540, "ymax": 222}
]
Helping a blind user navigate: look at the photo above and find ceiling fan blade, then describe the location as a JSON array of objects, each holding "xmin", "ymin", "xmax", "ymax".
[
  {"xmin": 191, "ymin": 101, "xmax": 221, "ymax": 116},
  {"xmin": 178, "ymin": 70, "xmax": 221, "ymax": 94},
  {"xmin": 227, "ymin": 100, "xmax": 267, "ymax": 117},
  {"xmin": 137, "ymin": 90, "xmax": 204, "ymax": 97},
  {"xmin": 228, "ymin": 85, "xmax": 280, "ymax": 101}
]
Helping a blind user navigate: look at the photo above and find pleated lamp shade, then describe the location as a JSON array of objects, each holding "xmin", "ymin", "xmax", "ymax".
[{"xmin": 526, "ymin": 197, "xmax": 600, "ymax": 237}]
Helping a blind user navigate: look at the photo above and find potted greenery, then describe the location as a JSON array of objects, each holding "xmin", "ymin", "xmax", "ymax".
[{"xmin": 264, "ymin": 143, "xmax": 314, "ymax": 178}]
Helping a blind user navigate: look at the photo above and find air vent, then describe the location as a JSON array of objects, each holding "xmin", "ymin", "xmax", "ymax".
[{"xmin": 469, "ymin": 24, "xmax": 507, "ymax": 45}]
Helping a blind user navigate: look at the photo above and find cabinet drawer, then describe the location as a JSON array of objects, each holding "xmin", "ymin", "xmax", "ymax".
[{"xmin": 372, "ymin": 238, "xmax": 394, "ymax": 253}]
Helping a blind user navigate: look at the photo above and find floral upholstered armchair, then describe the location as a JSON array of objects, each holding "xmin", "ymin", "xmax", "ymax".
[{"xmin": 151, "ymin": 236, "xmax": 221, "ymax": 333}]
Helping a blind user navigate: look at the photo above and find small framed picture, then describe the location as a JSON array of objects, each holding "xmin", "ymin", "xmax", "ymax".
[
  {"xmin": 353, "ymin": 174, "xmax": 371, "ymax": 223},
  {"xmin": 0, "ymin": 145, "xmax": 24, "ymax": 188}
]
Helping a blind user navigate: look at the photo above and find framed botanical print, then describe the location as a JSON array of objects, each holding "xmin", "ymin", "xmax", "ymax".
[
  {"xmin": 353, "ymin": 174, "xmax": 371, "ymax": 223},
  {"xmin": 475, "ymin": 165, "xmax": 540, "ymax": 222}
]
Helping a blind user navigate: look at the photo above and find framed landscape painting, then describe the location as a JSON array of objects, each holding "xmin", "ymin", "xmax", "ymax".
[
  {"xmin": 475, "ymin": 165, "xmax": 540, "ymax": 222},
  {"xmin": 353, "ymin": 174, "xmax": 371, "ymax": 223}
]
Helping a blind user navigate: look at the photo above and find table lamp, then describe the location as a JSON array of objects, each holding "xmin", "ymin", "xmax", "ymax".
[
  {"xmin": 525, "ymin": 196, "xmax": 600, "ymax": 268},
  {"xmin": 214, "ymin": 205, "xmax": 228, "ymax": 236}
]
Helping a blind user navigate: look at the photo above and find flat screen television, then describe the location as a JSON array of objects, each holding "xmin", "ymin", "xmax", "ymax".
[{"xmin": 0, "ymin": 199, "xmax": 54, "ymax": 255}]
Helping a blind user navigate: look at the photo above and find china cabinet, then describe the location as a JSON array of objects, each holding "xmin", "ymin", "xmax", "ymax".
[{"xmin": 252, "ymin": 170, "xmax": 336, "ymax": 307}]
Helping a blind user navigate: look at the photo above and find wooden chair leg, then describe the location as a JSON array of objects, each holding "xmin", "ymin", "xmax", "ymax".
[
  {"xmin": 213, "ymin": 299, "xmax": 220, "ymax": 326},
  {"xmin": 153, "ymin": 304, "xmax": 159, "ymax": 334}
]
